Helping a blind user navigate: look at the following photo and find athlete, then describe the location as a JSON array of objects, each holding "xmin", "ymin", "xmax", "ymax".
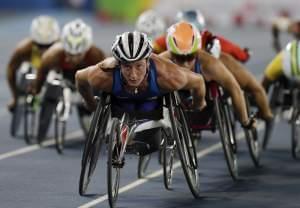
[
  {"xmin": 271, "ymin": 16, "xmax": 300, "ymax": 52},
  {"xmin": 6, "ymin": 15, "xmax": 60, "ymax": 111},
  {"xmin": 75, "ymin": 31, "xmax": 206, "ymax": 153},
  {"xmin": 135, "ymin": 9, "xmax": 166, "ymax": 53},
  {"xmin": 160, "ymin": 21, "xmax": 256, "ymax": 127},
  {"xmin": 33, "ymin": 19, "xmax": 106, "ymax": 142},
  {"xmin": 174, "ymin": 19, "xmax": 273, "ymax": 121},
  {"xmin": 262, "ymin": 40, "xmax": 300, "ymax": 93}
]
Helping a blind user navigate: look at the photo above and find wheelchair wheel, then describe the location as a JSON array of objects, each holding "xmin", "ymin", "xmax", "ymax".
[
  {"xmin": 215, "ymin": 98, "xmax": 238, "ymax": 180},
  {"xmin": 162, "ymin": 128, "xmax": 175, "ymax": 190},
  {"xmin": 244, "ymin": 94, "xmax": 260, "ymax": 167},
  {"xmin": 168, "ymin": 94, "xmax": 200, "ymax": 198},
  {"xmin": 263, "ymin": 82, "xmax": 282, "ymax": 150},
  {"xmin": 137, "ymin": 154, "xmax": 151, "ymax": 179},
  {"xmin": 36, "ymin": 99, "xmax": 57, "ymax": 144},
  {"xmin": 79, "ymin": 98, "xmax": 107, "ymax": 196},
  {"xmin": 107, "ymin": 118, "xmax": 122, "ymax": 208},
  {"xmin": 10, "ymin": 96, "xmax": 25, "ymax": 137},
  {"xmin": 54, "ymin": 114, "xmax": 66, "ymax": 154},
  {"xmin": 291, "ymin": 89, "xmax": 300, "ymax": 159},
  {"xmin": 24, "ymin": 94, "xmax": 37, "ymax": 144}
]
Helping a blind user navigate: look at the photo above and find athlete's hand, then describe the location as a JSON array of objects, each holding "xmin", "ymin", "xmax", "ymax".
[
  {"xmin": 193, "ymin": 99, "xmax": 207, "ymax": 111},
  {"xmin": 83, "ymin": 97, "xmax": 98, "ymax": 112},
  {"xmin": 98, "ymin": 57, "xmax": 118, "ymax": 71}
]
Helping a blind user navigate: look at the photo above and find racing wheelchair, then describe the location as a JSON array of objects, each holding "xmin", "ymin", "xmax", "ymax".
[{"xmin": 79, "ymin": 92, "xmax": 200, "ymax": 208}]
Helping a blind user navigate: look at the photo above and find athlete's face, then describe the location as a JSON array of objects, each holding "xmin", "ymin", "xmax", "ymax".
[
  {"xmin": 121, "ymin": 59, "xmax": 148, "ymax": 87},
  {"xmin": 171, "ymin": 53, "xmax": 196, "ymax": 70}
]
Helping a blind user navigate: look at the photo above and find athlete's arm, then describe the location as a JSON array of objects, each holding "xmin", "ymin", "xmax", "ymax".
[
  {"xmin": 199, "ymin": 50, "xmax": 249, "ymax": 125},
  {"xmin": 6, "ymin": 38, "xmax": 32, "ymax": 100},
  {"xmin": 86, "ymin": 45, "xmax": 106, "ymax": 65},
  {"xmin": 75, "ymin": 59, "xmax": 113, "ymax": 111},
  {"xmin": 152, "ymin": 54, "xmax": 206, "ymax": 110},
  {"xmin": 34, "ymin": 44, "xmax": 62, "ymax": 94}
]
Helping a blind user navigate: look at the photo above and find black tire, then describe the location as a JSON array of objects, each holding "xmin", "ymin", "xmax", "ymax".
[
  {"xmin": 54, "ymin": 115, "xmax": 66, "ymax": 154},
  {"xmin": 244, "ymin": 94, "xmax": 260, "ymax": 167},
  {"xmin": 77, "ymin": 104, "xmax": 92, "ymax": 138},
  {"xmin": 107, "ymin": 118, "xmax": 121, "ymax": 208},
  {"xmin": 263, "ymin": 83, "xmax": 281, "ymax": 150},
  {"xmin": 168, "ymin": 94, "xmax": 200, "ymax": 198},
  {"xmin": 291, "ymin": 89, "xmax": 300, "ymax": 159},
  {"xmin": 10, "ymin": 96, "xmax": 25, "ymax": 137},
  {"xmin": 79, "ymin": 100, "xmax": 107, "ymax": 196},
  {"xmin": 162, "ymin": 128, "xmax": 175, "ymax": 190},
  {"xmin": 215, "ymin": 99, "xmax": 238, "ymax": 180},
  {"xmin": 36, "ymin": 100, "xmax": 57, "ymax": 144},
  {"xmin": 24, "ymin": 94, "xmax": 37, "ymax": 144},
  {"xmin": 137, "ymin": 154, "xmax": 151, "ymax": 179}
]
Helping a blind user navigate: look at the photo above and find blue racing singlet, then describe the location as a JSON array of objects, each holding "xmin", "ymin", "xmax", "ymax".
[
  {"xmin": 194, "ymin": 58, "xmax": 202, "ymax": 74},
  {"xmin": 111, "ymin": 59, "xmax": 163, "ymax": 113}
]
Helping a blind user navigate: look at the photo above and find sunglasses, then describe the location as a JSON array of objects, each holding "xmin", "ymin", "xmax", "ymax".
[{"xmin": 171, "ymin": 53, "xmax": 197, "ymax": 63}]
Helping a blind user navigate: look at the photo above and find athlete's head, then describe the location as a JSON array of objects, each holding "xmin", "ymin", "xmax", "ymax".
[
  {"xmin": 290, "ymin": 21, "xmax": 300, "ymax": 40},
  {"xmin": 176, "ymin": 10, "xmax": 206, "ymax": 31},
  {"xmin": 167, "ymin": 21, "xmax": 201, "ymax": 68},
  {"xmin": 61, "ymin": 19, "xmax": 93, "ymax": 64},
  {"xmin": 30, "ymin": 15, "xmax": 60, "ymax": 48},
  {"xmin": 111, "ymin": 31, "xmax": 152, "ymax": 87},
  {"xmin": 135, "ymin": 10, "xmax": 166, "ymax": 40}
]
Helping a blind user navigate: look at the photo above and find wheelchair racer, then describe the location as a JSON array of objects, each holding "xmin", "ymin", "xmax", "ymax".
[
  {"xmin": 160, "ymin": 21, "xmax": 256, "ymax": 128},
  {"xmin": 262, "ymin": 40, "xmax": 300, "ymax": 93},
  {"xmin": 6, "ymin": 15, "xmax": 60, "ymax": 111},
  {"xmin": 75, "ymin": 31, "xmax": 206, "ymax": 155},
  {"xmin": 135, "ymin": 10, "xmax": 166, "ymax": 54},
  {"xmin": 33, "ymin": 19, "xmax": 106, "ymax": 141},
  {"xmin": 271, "ymin": 16, "xmax": 300, "ymax": 52}
]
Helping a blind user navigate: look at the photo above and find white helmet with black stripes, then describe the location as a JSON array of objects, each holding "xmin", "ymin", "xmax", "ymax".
[
  {"xmin": 61, "ymin": 19, "xmax": 93, "ymax": 55},
  {"xmin": 111, "ymin": 31, "xmax": 152, "ymax": 63}
]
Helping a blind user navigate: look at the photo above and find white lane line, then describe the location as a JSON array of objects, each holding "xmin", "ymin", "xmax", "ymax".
[
  {"xmin": 78, "ymin": 123, "xmax": 264, "ymax": 208},
  {"xmin": 0, "ymin": 130, "xmax": 83, "ymax": 161}
]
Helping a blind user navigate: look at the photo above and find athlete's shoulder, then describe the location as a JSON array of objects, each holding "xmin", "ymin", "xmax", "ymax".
[
  {"xmin": 86, "ymin": 45, "xmax": 106, "ymax": 60},
  {"xmin": 15, "ymin": 37, "xmax": 33, "ymax": 53}
]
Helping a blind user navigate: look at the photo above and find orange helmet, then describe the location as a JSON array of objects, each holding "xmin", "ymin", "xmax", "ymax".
[{"xmin": 167, "ymin": 21, "xmax": 201, "ymax": 55}]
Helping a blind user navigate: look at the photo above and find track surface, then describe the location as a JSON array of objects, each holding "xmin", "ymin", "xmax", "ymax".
[{"xmin": 0, "ymin": 11, "xmax": 299, "ymax": 208}]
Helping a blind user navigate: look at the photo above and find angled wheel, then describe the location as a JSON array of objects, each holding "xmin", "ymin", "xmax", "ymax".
[
  {"xmin": 36, "ymin": 100, "xmax": 57, "ymax": 144},
  {"xmin": 215, "ymin": 98, "xmax": 238, "ymax": 180},
  {"xmin": 137, "ymin": 154, "xmax": 151, "ymax": 179},
  {"xmin": 107, "ymin": 118, "xmax": 122, "ymax": 208},
  {"xmin": 79, "ymin": 98, "xmax": 108, "ymax": 196},
  {"xmin": 263, "ymin": 82, "xmax": 282, "ymax": 150},
  {"xmin": 54, "ymin": 114, "xmax": 66, "ymax": 154},
  {"xmin": 24, "ymin": 94, "xmax": 37, "ymax": 144},
  {"xmin": 291, "ymin": 88, "xmax": 300, "ymax": 159},
  {"xmin": 168, "ymin": 93, "xmax": 200, "ymax": 198},
  {"xmin": 10, "ymin": 96, "xmax": 25, "ymax": 137},
  {"xmin": 162, "ymin": 128, "xmax": 175, "ymax": 190},
  {"xmin": 244, "ymin": 94, "xmax": 260, "ymax": 167}
]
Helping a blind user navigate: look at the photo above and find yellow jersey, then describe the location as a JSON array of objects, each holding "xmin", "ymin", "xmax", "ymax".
[{"xmin": 264, "ymin": 40, "xmax": 300, "ymax": 81}]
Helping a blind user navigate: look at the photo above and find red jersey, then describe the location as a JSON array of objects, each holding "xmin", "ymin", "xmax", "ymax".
[{"xmin": 153, "ymin": 30, "xmax": 250, "ymax": 62}]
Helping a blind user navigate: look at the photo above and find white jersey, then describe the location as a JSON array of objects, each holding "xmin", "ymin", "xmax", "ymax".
[{"xmin": 282, "ymin": 41, "xmax": 300, "ymax": 80}]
